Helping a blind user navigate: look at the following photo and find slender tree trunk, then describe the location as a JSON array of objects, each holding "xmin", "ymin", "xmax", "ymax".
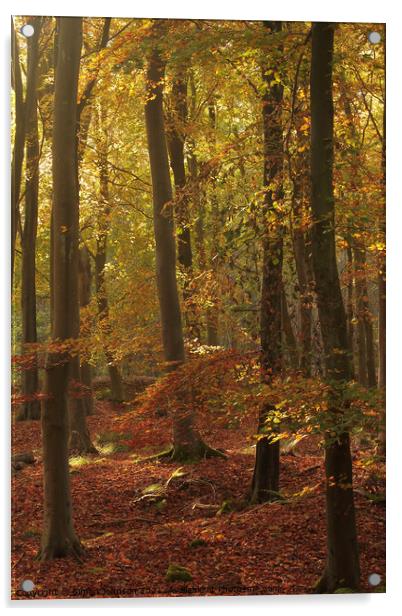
[
  {"xmin": 250, "ymin": 21, "xmax": 284, "ymax": 505},
  {"xmin": 310, "ymin": 22, "xmax": 360, "ymax": 592},
  {"xmin": 292, "ymin": 192, "xmax": 313, "ymax": 376},
  {"xmin": 378, "ymin": 37, "xmax": 386, "ymax": 451},
  {"xmin": 95, "ymin": 240, "xmax": 125, "ymax": 403},
  {"xmin": 354, "ymin": 244, "xmax": 376, "ymax": 388},
  {"xmin": 19, "ymin": 18, "xmax": 43, "ymax": 420},
  {"xmin": 78, "ymin": 246, "xmax": 94, "ymax": 415},
  {"xmin": 187, "ymin": 72, "xmax": 205, "ymax": 343},
  {"xmin": 345, "ymin": 244, "xmax": 355, "ymax": 377},
  {"xmin": 145, "ymin": 33, "xmax": 219, "ymax": 461},
  {"xmin": 206, "ymin": 101, "xmax": 220, "ymax": 346},
  {"xmin": 166, "ymin": 70, "xmax": 201, "ymax": 340},
  {"xmin": 281, "ymin": 285, "xmax": 299, "ymax": 369},
  {"xmin": 39, "ymin": 17, "xmax": 83, "ymax": 560},
  {"xmin": 11, "ymin": 19, "xmax": 26, "ymax": 286},
  {"xmin": 94, "ymin": 109, "xmax": 124, "ymax": 403},
  {"xmin": 167, "ymin": 72, "xmax": 193, "ymax": 272},
  {"xmin": 68, "ymin": 18, "xmax": 112, "ymax": 443}
]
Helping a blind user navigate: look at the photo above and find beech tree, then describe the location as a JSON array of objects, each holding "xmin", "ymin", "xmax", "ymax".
[
  {"xmin": 39, "ymin": 17, "xmax": 83, "ymax": 560},
  {"xmin": 250, "ymin": 21, "xmax": 284, "ymax": 504},
  {"xmin": 144, "ymin": 27, "xmax": 223, "ymax": 461},
  {"xmin": 11, "ymin": 18, "xmax": 25, "ymax": 286},
  {"xmin": 310, "ymin": 22, "xmax": 360, "ymax": 592},
  {"xmin": 19, "ymin": 17, "xmax": 43, "ymax": 420},
  {"xmin": 95, "ymin": 104, "xmax": 124, "ymax": 402}
]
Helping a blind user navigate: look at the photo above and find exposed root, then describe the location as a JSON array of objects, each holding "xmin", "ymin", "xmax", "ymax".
[
  {"xmin": 69, "ymin": 431, "xmax": 99, "ymax": 456},
  {"xmin": 170, "ymin": 442, "xmax": 227, "ymax": 463},
  {"xmin": 313, "ymin": 570, "xmax": 358, "ymax": 594},
  {"xmin": 36, "ymin": 536, "xmax": 84, "ymax": 562},
  {"xmin": 136, "ymin": 446, "xmax": 175, "ymax": 463},
  {"xmin": 137, "ymin": 443, "xmax": 227, "ymax": 464}
]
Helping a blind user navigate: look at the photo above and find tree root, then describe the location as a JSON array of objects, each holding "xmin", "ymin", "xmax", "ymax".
[
  {"xmin": 36, "ymin": 536, "xmax": 84, "ymax": 562},
  {"xmin": 137, "ymin": 443, "xmax": 227, "ymax": 464},
  {"xmin": 313, "ymin": 570, "xmax": 358, "ymax": 594},
  {"xmin": 69, "ymin": 430, "xmax": 99, "ymax": 456}
]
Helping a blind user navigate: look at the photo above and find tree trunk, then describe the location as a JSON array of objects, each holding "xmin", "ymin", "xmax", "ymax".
[
  {"xmin": 95, "ymin": 108, "xmax": 124, "ymax": 403},
  {"xmin": 250, "ymin": 21, "xmax": 284, "ymax": 505},
  {"xmin": 78, "ymin": 246, "xmax": 94, "ymax": 415},
  {"xmin": 39, "ymin": 17, "xmax": 83, "ymax": 560},
  {"xmin": 69, "ymin": 17, "xmax": 112, "ymax": 436},
  {"xmin": 345, "ymin": 244, "xmax": 355, "ymax": 378},
  {"xmin": 354, "ymin": 244, "xmax": 376, "ymax": 388},
  {"xmin": 11, "ymin": 19, "xmax": 26, "ymax": 286},
  {"xmin": 292, "ymin": 195, "xmax": 313, "ymax": 376},
  {"xmin": 378, "ymin": 41, "xmax": 386, "ymax": 451},
  {"xmin": 19, "ymin": 17, "xmax": 43, "ymax": 420},
  {"xmin": 281, "ymin": 285, "xmax": 299, "ymax": 370},
  {"xmin": 206, "ymin": 101, "xmax": 220, "ymax": 346},
  {"xmin": 167, "ymin": 72, "xmax": 193, "ymax": 272},
  {"xmin": 166, "ymin": 70, "xmax": 201, "ymax": 340},
  {"xmin": 310, "ymin": 22, "xmax": 360, "ymax": 592},
  {"xmin": 145, "ymin": 32, "xmax": 215, "ymax": 461}
]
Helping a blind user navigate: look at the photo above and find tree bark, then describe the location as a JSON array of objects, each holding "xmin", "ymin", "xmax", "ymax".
[
  {"xmin": 39, "ymin": 17, "xmax": 83, "ymax": 560},
  {"xmin": 378, "ymin": 36, "xmax": 386, "ymax": 452},
  {"xmin": 69, "ymin": 18, "xmax": 112, "ymax": 437},
  {"xmin": 19, "ymin": 17, "xmax": 43, "ymax": 420},
  {"xmin": 144, "ymin": 32, "xmax": 216, "ymax": 461},
  {"xmin": 292, "ymin": 195, "xmax": 313, "ymax": 376},
  {"xmin": 281, "ymin": 285, "xmax": 299, "ymax": 370},
  {"xmin": 345, "ymin": 244, "xmax": 355, "ymax": 378},
  {"xmin": 354, "ymin": 244, "xmax": 376, "ymax": 388},
  {"xmin": 250, "ymin": 21, "xmax": 284, "ymax": 505},
  {"xmin": 78, "ymin": 246, "xmax": 94, "ymax": 415},
  {"xmin": 94, "ymin": 107, "xmax": 125, "ymax": 403},
  {"xmin": 166, "ymin": 70, "xmax": 201, "ymax": 340},
  {"xmin": 11, "ymin": 19, "xmax": 26, "ymax": 287},
  {"xmin": 310, "ymin": 22, "xmax": 360, "ymax": 592},
  {"xmin": 206, "ymin": 101, "xmax": 220, "ymax": 346}
]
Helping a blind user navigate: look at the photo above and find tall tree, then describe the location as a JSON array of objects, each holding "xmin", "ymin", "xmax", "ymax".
[
  {"xmin": 39, "ymin": 17, "xmax": 83, "ymax": 560},
  {"xmin": 310, "ymin": 22, "xmax": 360, "ymax": 592},
  {"xmin": 19, "ymin": 17, "xmax": 43, "ymax": 420},
  {"xmin": 11, "ymin": 19, "xmax": 26, "ymax": 286},
  {"xmin": 205, "ymin": 101, "xmax": 221, "ymax": 346},
  {"xmin": 378, "ymin": 31, "xmax": 386, "ymax": 453},
  {"xmin": 353, "ymin": 243, "xmax": 376, "ymax": 388},
  {"xmin": 144, "ymin": 28, "xmax": 222, "ymax": 461},
  {"xmin": 166, "ymin": 70, "xmax": 193, "ymax": 273},
  {"xmin": 68, "ymin": 18, "xmax": 112, "ymax": 445},
  {"xmin": 95, "ymin": 104, "xmax": 124, "ymax": 403},
  {"xmin": 78, "ymin": 245, "xmax": 94, "ymax": 415},
  {"xmin": 250, "ymin": 21, "xmax": 284, "ymax": 504}
]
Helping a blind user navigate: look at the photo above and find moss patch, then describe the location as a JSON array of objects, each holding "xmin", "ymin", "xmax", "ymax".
[{"xmin": 166, "ymin": 564, "xmax": 193, "ymax": 582}]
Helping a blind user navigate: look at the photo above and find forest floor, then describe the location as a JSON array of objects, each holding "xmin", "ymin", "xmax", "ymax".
[{"xmin": 11, "ymin": 391, "xmax": 385, "ymax": 600}]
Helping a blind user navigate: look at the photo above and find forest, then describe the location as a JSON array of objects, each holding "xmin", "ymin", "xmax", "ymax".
[{"xmin": 11, "ymin": 16, "xmax": 385, "ymax": 599}]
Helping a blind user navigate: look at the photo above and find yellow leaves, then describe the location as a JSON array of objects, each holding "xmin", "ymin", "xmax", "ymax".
[{"xmin": 368, "ymin": 241, "xmax": 385, "ymax": 253}]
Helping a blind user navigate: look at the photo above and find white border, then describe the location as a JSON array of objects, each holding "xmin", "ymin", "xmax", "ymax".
[{"xmin": 2, "ymin": 1, "xmax": 401, "ymax": 614}]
